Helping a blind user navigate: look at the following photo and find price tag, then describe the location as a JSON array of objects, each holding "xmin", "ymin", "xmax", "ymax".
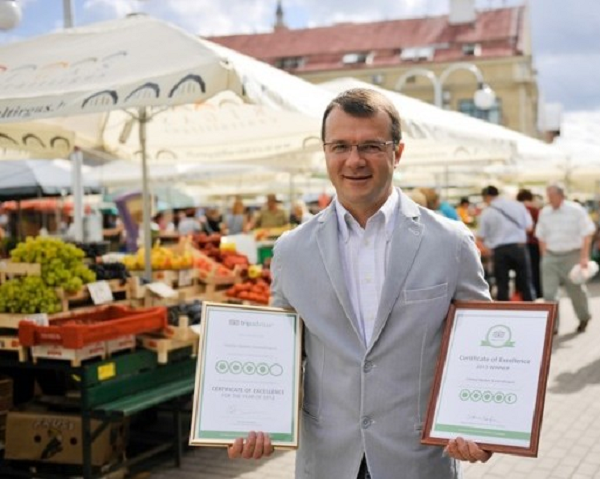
[
  {"xmin": 23, "ymin": 313, "xmax": 49, "ymax": 326},
  {"xmin": 87, "ymin": 281, "xmax": 114, "ymax": 305},
  {"xmin": 178, "ymin": 268, "xmax": 193, "ymax": 287},
  {"xmin": 146, "ymin": 282, "xmax": 178, "ymax": 298}
]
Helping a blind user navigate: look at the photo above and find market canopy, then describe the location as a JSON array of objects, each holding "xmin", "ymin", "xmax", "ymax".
[{"xmin": 0, "ymin": 159, "xmax": 100, "ymax": 201}]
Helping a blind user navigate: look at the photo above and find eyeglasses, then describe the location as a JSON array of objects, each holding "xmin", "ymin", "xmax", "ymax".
[{"xmin": 323, "ymin": 140, "xmax": 396, "ymax": 157}]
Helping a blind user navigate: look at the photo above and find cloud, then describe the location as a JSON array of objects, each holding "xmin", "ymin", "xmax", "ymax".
[{"xmin": 537, "ymin": 52, "xmax": 600, "ymax": 111}]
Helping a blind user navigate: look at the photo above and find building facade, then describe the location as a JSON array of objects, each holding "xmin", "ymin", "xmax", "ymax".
[{"xmin": 209, "ymin": 1, "xmax": 539, "ymax": 137}]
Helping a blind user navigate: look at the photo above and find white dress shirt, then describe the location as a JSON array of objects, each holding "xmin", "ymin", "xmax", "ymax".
[
  {"xmin": 335, "ymin": 189, "xmax": 399, "ymax": 345},
  {"xmin": 535, "ymin": 200, "xmax": 596, "ymax": 252},
  {"xmin": 477, "ymin": 197, "xmax": 532, "ymax": 249}
]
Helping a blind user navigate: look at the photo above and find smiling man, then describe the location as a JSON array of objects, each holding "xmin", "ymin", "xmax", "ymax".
[{"xmin": 228, "ymin": 88, "xmax": 492, "ymax": 478}]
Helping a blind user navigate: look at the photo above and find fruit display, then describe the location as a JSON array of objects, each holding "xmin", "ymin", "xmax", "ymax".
[
  {"xmin": 0, "ymin": 276, "xmax": 62, "ymax": 314},
  {"xmin": 166, "ymin": 300, "xmax": 203, "ymax": 326},
  {"xmin": 225, "ymin": 266, "xmax": 272, "ymax": 305},
  {"xmin": 88, "ymin": 262, "xmax": 130, "ymax": 281},
  {"xmin": 121, "ymin": 243, "xmax": 193, "ymax": 271},
  {"xmin": 254, "ymin": 225, "xmax": 291, "ymax": 241},
  {"xmin": 10, "ymin": 237, "xmax": 96, "ymax": 292},
  {"xmin": 194, "ymin": 251, "xmax": 236, "ymax": 281}
]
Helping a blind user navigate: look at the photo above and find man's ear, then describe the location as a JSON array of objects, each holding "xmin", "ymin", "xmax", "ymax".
[{"xmin": 394, "ymin": 142, "xmax": 405, "ymax": 166}]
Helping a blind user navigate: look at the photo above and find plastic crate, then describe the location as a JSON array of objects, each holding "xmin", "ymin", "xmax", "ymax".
[{"xmin": 18, "ymin": 305, "xmax": 167, "ymax": 349}]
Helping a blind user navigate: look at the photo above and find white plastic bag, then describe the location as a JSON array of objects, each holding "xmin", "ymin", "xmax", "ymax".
[{"xmin": 568, "ymin": 261, "xmax": 599, "ymax": 285}]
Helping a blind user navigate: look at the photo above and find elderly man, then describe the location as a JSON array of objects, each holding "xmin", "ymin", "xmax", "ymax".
[
  {"xmin": 535, "ymin": 184, "xmax": 596, "ymax": 333},
  {"xmin": 228, "ymin": 88, "xmax": 492, "ymax": 478}
]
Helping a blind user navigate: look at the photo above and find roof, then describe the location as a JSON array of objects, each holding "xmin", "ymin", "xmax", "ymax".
[{"xmin": 208, "ymin": 6, "xmax": 526, "ymax": 73}]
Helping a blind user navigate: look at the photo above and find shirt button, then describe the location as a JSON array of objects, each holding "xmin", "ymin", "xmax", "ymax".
[
  {"xmin": 365, "ymin": 275, "xmax": 372, "ymax": 283},
  {"xmin": 361, "ymin": 416, "xmax": 372, "ymax": 429},
  {"xmin": 364, "ymin": 239, "xmax": 370, "ymax": 247},
  {"xmin": 363, "ymin": 361, "xmax": 373, "ymax": 373}
]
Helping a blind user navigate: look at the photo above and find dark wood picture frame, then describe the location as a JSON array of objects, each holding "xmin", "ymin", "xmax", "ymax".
[{"xmin": 421, "ymin": 300, "xmax": 557, "ymax": 457}]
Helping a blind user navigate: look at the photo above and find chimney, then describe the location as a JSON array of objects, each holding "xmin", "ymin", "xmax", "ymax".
[{"xmin": 449, "ymin": 0, "xmax": 476, "ymax": 25}]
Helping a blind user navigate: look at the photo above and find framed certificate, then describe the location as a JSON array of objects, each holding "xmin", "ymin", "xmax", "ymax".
[
  {"xmin": 189, "ymin": 302, "xmax": 302, "ymax": 449},
  {"xmin": 422, "ymin": 301, "xmax": 557, "ymax": 457}
]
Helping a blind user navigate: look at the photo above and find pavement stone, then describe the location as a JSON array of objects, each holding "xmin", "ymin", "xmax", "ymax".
[{"xmin": 148, "ymin": 281, "xmax": 600, "ymax": 479}]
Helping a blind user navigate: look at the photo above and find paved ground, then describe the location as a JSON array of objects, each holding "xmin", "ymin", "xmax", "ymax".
[{"xmin": 150, "ymin": 281, "xmax": 600, "ymax": 479}]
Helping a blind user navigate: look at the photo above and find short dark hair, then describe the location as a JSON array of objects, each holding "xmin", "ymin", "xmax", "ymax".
[
  {"xmin": 481, "ymin": 185, "xmax": 499, "ymax": 197},
  {"xmin": 459, "ymin": 197, "xmax": 470, "ymax": 206},
  {"xmin": 516, "ymin": 189, "xmax": 533, "ymax": 202},
  {"xmin": 321, "ymin": 88, "xmax": 402, "ymax": 143}
]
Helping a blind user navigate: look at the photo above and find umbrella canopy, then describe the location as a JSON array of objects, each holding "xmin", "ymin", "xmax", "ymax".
[{"xmin": 0, "ymin": 159, "xmax": 100, "ymax": 201}]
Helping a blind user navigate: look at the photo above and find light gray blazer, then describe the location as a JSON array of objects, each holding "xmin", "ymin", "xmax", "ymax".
[{"xmin": 271, "ymin": 189, "xmax": 491, "ymax": 479}]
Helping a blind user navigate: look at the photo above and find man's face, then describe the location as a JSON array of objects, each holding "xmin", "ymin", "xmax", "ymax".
[
  {"xmin": 546, "ymin": 187, "xmax": 563, "ymax": 209},
  {"xmin": 323, "ymin": 107, "xmax": 403, "ymax": 217}
]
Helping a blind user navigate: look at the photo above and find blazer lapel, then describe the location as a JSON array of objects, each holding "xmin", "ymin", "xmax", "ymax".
[
  {"xmin": 316, "ymin": 206, "xmax": 364, "ymax": 343},
  {"xmin": 369, "ymin": 193, "xmax": 424, "ymax": 349}
]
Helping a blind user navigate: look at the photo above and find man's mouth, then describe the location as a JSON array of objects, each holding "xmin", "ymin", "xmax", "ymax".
[{"xmin": 343, "ymin": 175, "xmax": 371, "ymax": 181}]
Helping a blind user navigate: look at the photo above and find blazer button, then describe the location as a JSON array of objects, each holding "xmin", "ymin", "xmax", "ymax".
[
  {"xmin": 363, "ymin": 361, "xmax": 373, "ymax": 373},
  {"xmin": 361, "ymin": 416, "xmax": 372, "ymax": 429}
]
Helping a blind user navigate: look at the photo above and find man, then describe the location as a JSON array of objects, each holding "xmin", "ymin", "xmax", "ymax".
[
  {"xmin": 535, "ymin": 184, "xmax": 595, "ymax": 333},
  {"xmin": 251, "ymin": 193, "xmax": 288, "ymax": 228},
  {"xmin": 477, "ymin": 185, "xmax": 535, "ymax": 301},
  {"xmin": 229, "ymin": 89, "xmax": 492, "ymax": 478}
]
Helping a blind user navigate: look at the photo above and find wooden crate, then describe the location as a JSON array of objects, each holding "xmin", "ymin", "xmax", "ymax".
[
  {"xmin": 31, "ymin": 341, "xmax": 107, "ymax": 367},
  {"xmin": 163, "ymin": 315, "xmax": 198, "ymax": 342},
  {"xmin": 0, "ymin": 335, "xmax": 28, "ymax": 362},
  {"xmin": 137, "ymin": 333, "xmax": 198, "ymax": 364},
  {"xmin": 0, "ymin": 261, "xmax": 41, "ymax": 284},
  {"xmin": 57, "ymin": 279, "xmax": 133, "ymax": 311}
]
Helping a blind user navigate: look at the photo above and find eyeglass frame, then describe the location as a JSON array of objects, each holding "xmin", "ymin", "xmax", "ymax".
[{"xmin": 322, "ymin": 140, "xmax": 397, "ymax": 157}]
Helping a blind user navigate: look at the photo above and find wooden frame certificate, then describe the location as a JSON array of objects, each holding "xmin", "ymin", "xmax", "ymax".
[
  {"xmin": 189, "ymin": 302, "xmax": 302, "ymax": 448},
  {"xmin": 422, "ymin": 301, "xmax": 557, "ymax": 457}
]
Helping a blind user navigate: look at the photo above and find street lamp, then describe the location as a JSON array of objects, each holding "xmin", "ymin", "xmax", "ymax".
[
  {"xmin": 0, "ymin": 0, "xmax": 21, "ymax": 30},
  {"xmin": 395, "ymin": 62, "xmax": 496, "ymax": 110}
]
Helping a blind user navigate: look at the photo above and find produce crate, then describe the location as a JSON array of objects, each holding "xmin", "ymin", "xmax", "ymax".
[
  {"xmin": 137, "ymin": 332, "xmax": 198, "ymax": 364},
  {"xmin": 0, "ymin": 335, "xmax": 28, "ymax": 362},
  {"xmin": 57, "ymin": 278, "xmax": 133, "ymax": 311},
  {"xmin": 31, "ymin": 341, "xmax": 107, "ymax": 367},
  {"xmin": 0, "ymin": 261, "xmax": 41, "ymax": 284},
  {"xmin": 18, "ymin": 305, "xmax": 167, "ymax": 349}
]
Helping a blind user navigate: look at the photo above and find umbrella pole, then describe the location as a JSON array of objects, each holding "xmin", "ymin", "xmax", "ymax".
[
  {"xmin": 17, "ymin": 200, "xmax": 23, "ymax": 240},
  {"xmin": 139, "ymin": 107, "xmax": 153, "ymax": 281},
  {"xmin": 71, "ymin": 148, "xmax": 85, "ymax": 241}
]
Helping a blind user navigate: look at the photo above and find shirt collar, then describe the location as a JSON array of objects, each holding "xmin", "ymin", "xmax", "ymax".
[{"xmin": 334, "ymin": 188, "xmax": 399, "ymax": 243}]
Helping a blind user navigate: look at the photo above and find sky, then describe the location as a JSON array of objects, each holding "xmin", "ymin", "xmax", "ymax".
[{"xmin": 1, "ymin": 0, "xmax": 599, "ymax": 116}]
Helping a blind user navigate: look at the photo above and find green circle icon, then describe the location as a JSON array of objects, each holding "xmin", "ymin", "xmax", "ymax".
[
  {"xmin": 493, "ymin": 392, "xmax": 505, "ymax": 403},
  {"xmin": 505, "ymin": 393, "xmax": 517, "ymax": 404},
  {"xmin": 270, "ymin": 363, "xmax": 283, "ymax": 376},
  {"xmin": 243, "ymin": 362, "xmax": 256, "ymax": 375},
  {"xmin": 256, "ymin": 363, "xmax": 270, "ymax": 375},
  {"xmin": 459, "ymin": 389, "xmax": 470, "ymax": 401},
  {"xmin": 215, "ymin": 360, "xmax": 229, "ymax": 374},
  {"xmin": 229, "ymin": 361, "xmax": 243, "ymax": 374},
  {"xmin": 471, "ymin": 390, "xmax": 482, "ymax": 402},
  {"xmin": 482, "ymin": 391, "xmax": 493, "ymax": 402}
]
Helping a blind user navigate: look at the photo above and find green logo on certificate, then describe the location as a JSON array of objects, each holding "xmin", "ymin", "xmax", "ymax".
[{"xmin": 481, "ymin": 325, "xmax": 515, "ymax": 348}]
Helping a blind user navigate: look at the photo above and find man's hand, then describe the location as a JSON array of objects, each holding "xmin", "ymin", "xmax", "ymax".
[
  {"xmin": 580, "ymin": 256, "xmax": 589, "ymax": 270},
  {"xmin": 444, "ymin": 437, "xmax": 492, "ymax": 463},
  {"xmin": 227, "ymin": 431, "xmax": 274, "ymax": 460}
]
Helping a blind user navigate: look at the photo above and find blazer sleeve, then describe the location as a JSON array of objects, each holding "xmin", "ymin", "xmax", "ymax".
[
  {"xmin": 454, "ymin": 229, "xmax": 492, "ymax": 302},
  {"xmin": 270, "ymin": 236, "xmax": 293, "ymax": 309}
]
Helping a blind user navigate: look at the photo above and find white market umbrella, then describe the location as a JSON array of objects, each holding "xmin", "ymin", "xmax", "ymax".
[{"xmin": 0, "ymin": 15, "xmax": 331, "ymax": 278}]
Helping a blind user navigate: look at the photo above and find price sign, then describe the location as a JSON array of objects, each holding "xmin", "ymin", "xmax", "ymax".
[
  {"xmin": 87, "ymin": 281, "xmax": 114, "ymax": 305},
  {"xmin": 178, "ymin": 268, "xmax": 193, "ymax": 287},
  {"xmin": 23, "ymin": 313, "xmax": 49, "ymax": 326},
  {"xmin": 147, "ymin": 282, "xmax": 178, "ymax": 298}
]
